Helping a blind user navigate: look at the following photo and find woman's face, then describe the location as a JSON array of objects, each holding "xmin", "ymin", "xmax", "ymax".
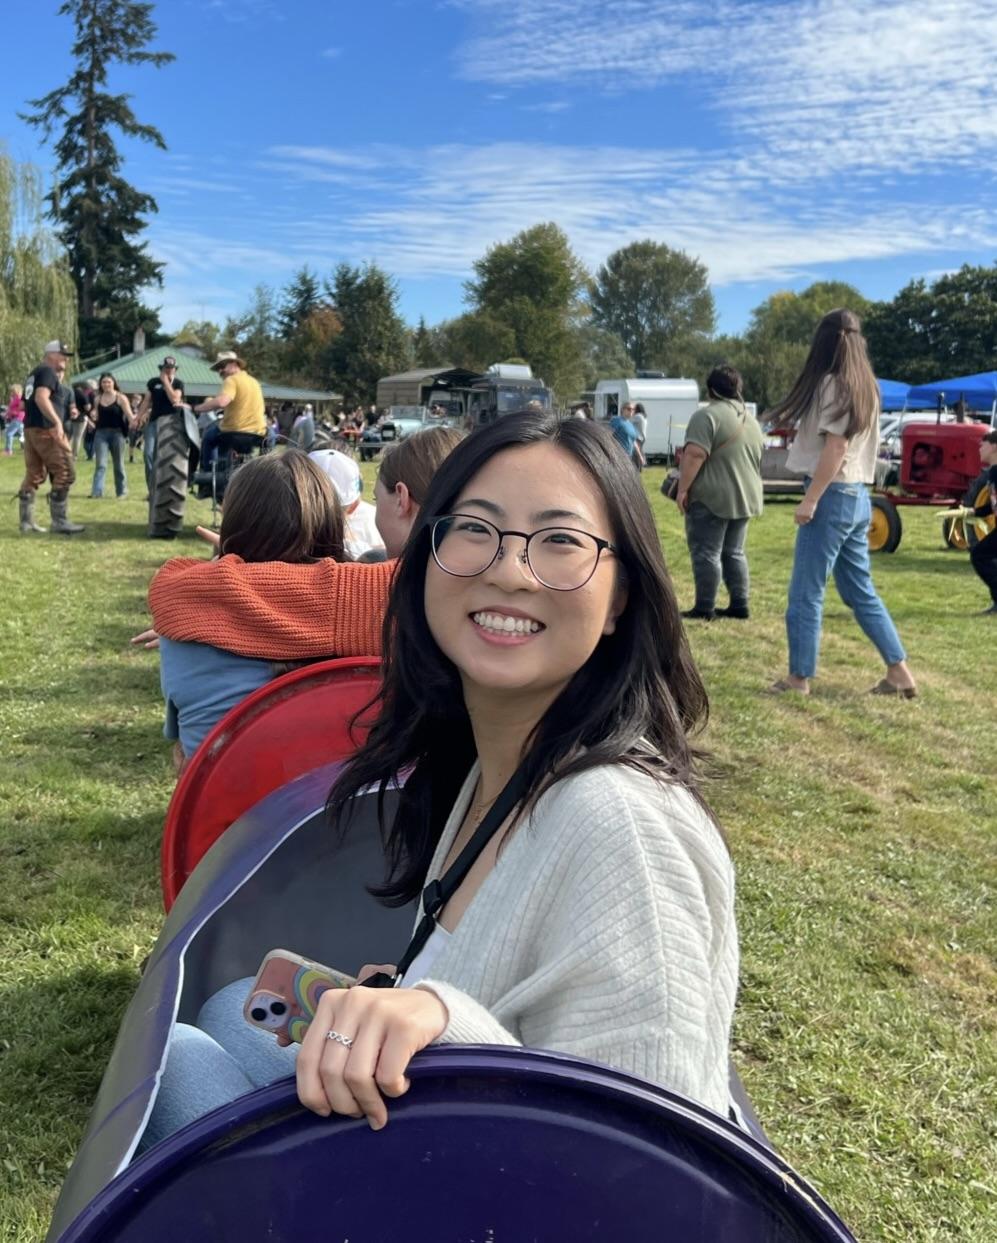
[
  {"xmin": 374, "ymin": 475, "xmax": 415, "ymax": 559},
  {"xmin": 100, "ymin": 377, "xmax": 114, "ymax": 393},
  {"xmin": 424, "ymin": 442, "xmax": 625, "ymax": 703}
]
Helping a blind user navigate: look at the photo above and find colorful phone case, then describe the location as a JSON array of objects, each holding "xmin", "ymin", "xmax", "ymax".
[{"xmin": 243, "ymin": 949, "xmax": 355, "ymax": 1044}]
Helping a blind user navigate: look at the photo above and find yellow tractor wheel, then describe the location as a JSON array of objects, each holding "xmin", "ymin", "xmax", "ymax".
[
  {"xmin": 868, "ymin": 496, "xmax": 901, "ymax": 553},
  {"xmin": 942, "ymin": 510, "xmax": 970, "ymax": 550},
  {"xmin": 966, "ymin": 484, "xmax": 995, "ymax": 550}
]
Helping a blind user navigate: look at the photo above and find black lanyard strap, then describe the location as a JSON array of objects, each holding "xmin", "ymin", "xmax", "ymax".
[{"xmin": 362, "ymin": 761, "xmax": 531, "ymax": 989}]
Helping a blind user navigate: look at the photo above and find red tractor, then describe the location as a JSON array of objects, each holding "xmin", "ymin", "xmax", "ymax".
[{"xmin": 869, "ymin": 418, "xmax": 994, "ymax": 552}]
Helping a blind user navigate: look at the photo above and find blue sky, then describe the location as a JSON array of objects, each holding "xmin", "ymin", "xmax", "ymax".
[{"xmin": 2, "ymin": 0, "xmax": 996, "ymax": 338}]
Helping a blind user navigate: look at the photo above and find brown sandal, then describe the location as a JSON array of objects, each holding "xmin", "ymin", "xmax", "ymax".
[{"xmin": 869, "ymin": 678, "xmax": 917, "ymax": 699}]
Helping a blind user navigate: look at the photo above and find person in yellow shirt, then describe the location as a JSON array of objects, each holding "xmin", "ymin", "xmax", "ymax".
[{"xmin": 194, "ymin": 351, "xmax": 266, "ymax": 468}]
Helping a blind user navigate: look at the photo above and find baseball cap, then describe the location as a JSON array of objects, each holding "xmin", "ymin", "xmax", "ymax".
[
  {"xmin": 160, "ymin": 355, "xmax": 178, "ymax": 368},
  {"xmin": 44, "ymin": 339, "xmax": 74, "ymax": 356},
  {"xmin": 309, "ymin": 449, "xmax": 362, "ymax": 507}
]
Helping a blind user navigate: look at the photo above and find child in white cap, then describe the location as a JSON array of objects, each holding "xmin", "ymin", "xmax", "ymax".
[{"xmin": 308, "ymin": 448, "xmax": 385, "ymax": 560}]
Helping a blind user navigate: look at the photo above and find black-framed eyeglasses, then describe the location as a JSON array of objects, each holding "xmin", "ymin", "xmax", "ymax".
[{"xmin": 430, "ymin": 513, "xmax": 617, "ymax": 591}]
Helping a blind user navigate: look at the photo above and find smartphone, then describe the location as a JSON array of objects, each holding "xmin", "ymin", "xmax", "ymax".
[{"xmin": 243, "ymin": 949, "xmax": 355, "ymax": 1044}]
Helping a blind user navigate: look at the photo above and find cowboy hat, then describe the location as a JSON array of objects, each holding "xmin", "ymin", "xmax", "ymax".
[{"xmin": 209, "ymin": 350, "xmax": 246, "ymax": 371}]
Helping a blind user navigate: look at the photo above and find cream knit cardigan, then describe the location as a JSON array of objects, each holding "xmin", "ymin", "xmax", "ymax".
[{"xmin": 414, "ymin": 761, "xmax": 738, "ymax": 1118}]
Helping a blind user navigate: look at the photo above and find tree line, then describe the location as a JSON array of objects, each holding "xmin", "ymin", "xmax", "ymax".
[
  {"xmin": 9, "ymin": 0, "xmax": 997, "ymax": 408},
  {"xmin": 175, "ymin": 229, "xmax": 997, "ymax": 410}
]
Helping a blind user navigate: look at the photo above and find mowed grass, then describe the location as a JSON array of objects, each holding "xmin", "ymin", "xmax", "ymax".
[{"xmin": 0, "ymin": 449, "xmax": 994, "ymax": 1241}]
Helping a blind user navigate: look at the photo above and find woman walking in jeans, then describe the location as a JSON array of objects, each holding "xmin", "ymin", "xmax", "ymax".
[
  {"xmin": 767, "ymin": 309, "xmax": 917, "ymax": 697},
  {"xmin": 89, "ymin": 373, "xmax": 132, "ymax": 498},
  {"xmin": 676, "ymin": 365, "xmax": 763, "ymax": 620}
]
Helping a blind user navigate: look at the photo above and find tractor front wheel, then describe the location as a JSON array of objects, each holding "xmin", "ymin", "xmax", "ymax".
[
  {"xmin": 868, "ymin": 495, "xmax": 901, "ymax": 553},
  {"xmin": 966, "ymin": 483, "xmax": 995, "ymax": 550},
  {"xmin": 942, "ymin": 508, "xmax": 970, "ymax": 550}
]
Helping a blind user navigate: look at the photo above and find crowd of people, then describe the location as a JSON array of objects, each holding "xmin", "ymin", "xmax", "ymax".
[{"xmin": 19, "ymin": 304, "xmax": 995, "ymax": 1199}]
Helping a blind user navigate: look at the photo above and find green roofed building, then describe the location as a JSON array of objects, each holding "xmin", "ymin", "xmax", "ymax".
[{"xmin": 70, "ymin": 344, "xmax": 341, "ymax": 408}]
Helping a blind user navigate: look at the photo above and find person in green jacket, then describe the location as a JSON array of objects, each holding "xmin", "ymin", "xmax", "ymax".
[{"xmin": 675, "ymin": 365, "xmax": 764, "ymax": 620}]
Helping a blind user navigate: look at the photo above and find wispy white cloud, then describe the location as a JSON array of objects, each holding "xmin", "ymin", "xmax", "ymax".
[
  {"xmin": 251, "ymin": 141, "xmax": 997, "ymax": 287},
  {"xmin": 452, "ymin": 0, "xmax": 997, "ymax": 178},
  {"xmin": 522, "ymin": 100, "xmax": 572, "ymax": 114}
]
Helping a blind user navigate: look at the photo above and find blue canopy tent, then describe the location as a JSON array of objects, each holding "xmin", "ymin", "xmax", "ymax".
[
  {"xmin": 878, "ymin": 379, "xmax": 911, "ymax": 411},
  {"xmin": 906, "ymin": 372, "xmax": 997, "ymax": 414},
  {"xmin": 877, "ymin": 379, "xmax": 936, "ymax": 412}
]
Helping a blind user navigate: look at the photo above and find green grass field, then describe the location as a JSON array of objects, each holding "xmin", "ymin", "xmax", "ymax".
[{"xmin": 0, "ymin": 448, "xmax": 994, "ymax": 1241}]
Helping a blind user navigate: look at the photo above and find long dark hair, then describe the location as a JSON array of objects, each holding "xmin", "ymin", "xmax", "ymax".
[
  {"xmin": 220, "ymin": 450, "xmax": 346, "ymax": 563},
  {"xmin": 327, "ymin": 411, "xmax": 712, "ymax": 906},
  {"xmin": 767, "ymin": 307, "xmax": 878, "ymax": 438}
]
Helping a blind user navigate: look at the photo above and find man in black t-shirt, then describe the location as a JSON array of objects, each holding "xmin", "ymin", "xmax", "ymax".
[
  {"xmin": 18, "ymin": 339, "xmax": 84, "ymax": 534},
  {"xmin": 135, "ymin": 356, "xmax": 186, "ymax": 494}
]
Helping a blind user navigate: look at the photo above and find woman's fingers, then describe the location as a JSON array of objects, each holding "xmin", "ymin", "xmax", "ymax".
[
  {"xmin": 296, "ymin": 992, "xmax": 340, "ymax": 1115},
  {"xmin": 295, "ymin": 988, "xmax": 447, "ymax": 1124},
  {"xmin": 341, "ymin": 1025, "xmax": 389, "ymax": 1129},
  {"xmin": 129, "ymin": 627, "xmax": 159, "ymax": 649},
  {"xmin": 375, "ymin": 1026, "xmax": 416, "ymax": 1099},
  {"xmin": 317, "ymin": 1032, "xmax": 367, "ymax": 1121},
  {"xmin": 195, "ymin": 525, "xmax": 220, "ymax": 548}
]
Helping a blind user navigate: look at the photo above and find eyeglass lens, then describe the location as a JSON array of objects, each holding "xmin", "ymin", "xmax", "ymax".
[{"xmin": 433, "ymin": 515, "xmax": 602, "ymax": 590}]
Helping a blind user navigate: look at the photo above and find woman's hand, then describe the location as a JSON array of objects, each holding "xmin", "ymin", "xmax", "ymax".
[
  {"xmin": 130, "ymin": 627, "xmax": 160, "ymax": 650},
  {"xmin": 794, "ymin": 497, "xmax": 818, "ymax": 525},
  {"xmin": 296, "ymin": 984, "xmax": 448, "ymax": 1130}
]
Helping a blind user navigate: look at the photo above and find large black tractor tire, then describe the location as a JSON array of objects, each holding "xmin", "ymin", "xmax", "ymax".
[
  {"xmin": 868, "ymin": 495, "xmax": 902, "ymax": 553},
  {"xmin": 149, "ymin": 414, "xmax": 189, "ymax": 537}
]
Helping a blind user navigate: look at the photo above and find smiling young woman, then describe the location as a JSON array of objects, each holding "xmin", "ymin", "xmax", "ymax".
[
  {"xmin": 141, "ymin": 411, "xmax": 738, "ymax": 1147},
  {"xmin": 309, "ymin": 410, "xmax": 738, "ymax": 1127}
]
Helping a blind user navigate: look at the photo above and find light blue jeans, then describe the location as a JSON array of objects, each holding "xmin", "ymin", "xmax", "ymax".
[
  {"xmin": 143, "ymin": 420, "xmax": 159, "ymax": 494},
  {"xmin": 4, "ymin": 421, "xmax": 23, "ymax": 452},
  {"xmin": 786, "ymin": 481, "xmax": 906, "ymax": 679},
  {"xmin": 91, "ymin": 430, "xmax": 127, "ymax": 497},
  {"xmin": 141, "ymin": 977, "xmax": 298, "ymax": 1151}
]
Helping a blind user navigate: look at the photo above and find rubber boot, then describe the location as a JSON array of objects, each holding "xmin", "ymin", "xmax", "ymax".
[
  {"xmin": 48, "ymin": 491, "xmax": 84, "ymax": 534},
  {"xmin": 18, "ymin": 490, "xmax": 47, "ymax": 533}
]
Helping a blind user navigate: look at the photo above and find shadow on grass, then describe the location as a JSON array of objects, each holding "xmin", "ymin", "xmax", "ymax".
[{"xmin": 0, "ymin": 961, "xmax": 139, "ymax": 1189}]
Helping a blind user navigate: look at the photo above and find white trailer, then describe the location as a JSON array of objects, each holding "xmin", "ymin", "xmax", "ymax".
[{"xmin": 593, "ymin": 378, "xmax": 701, "ymax": 463}]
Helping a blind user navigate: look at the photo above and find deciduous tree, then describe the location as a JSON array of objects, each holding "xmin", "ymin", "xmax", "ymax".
[
  {"xmin": 465, "ymin": 223, "xmax": 588, "ymax": 396},
  {"xmin": 591, "ymin": 241, "xmax": 715, "ymax": 373},
  {"xmin": 0, "ymin": 152, "xmax": 77, "ymax": 395},
  {"xmin": 740, "ymin": 281, "xmax": 870, "ymax": 411},
  {"xmin": 21, "ymin": 0, "xmax": 175, "ymax": 360},
  {"xmin": 864, "ymin": 264, "xmax": 997, "ymax": 384}
]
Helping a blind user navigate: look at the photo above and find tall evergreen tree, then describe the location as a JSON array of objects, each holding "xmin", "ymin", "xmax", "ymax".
[
  {"xmin": 327, "ymin": 262, "xmax": 410, "ymax": 406},
  {"xmin": 21, "ymin": 0, "xmax": 175, "ymax": 360},
  {"xmin": 278, "ymin": 266, "xmax": 322, "ymax": 339}
]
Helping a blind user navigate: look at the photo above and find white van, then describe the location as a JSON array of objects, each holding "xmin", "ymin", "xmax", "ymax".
[{"xmin": 593, "ymin": 378, "xmax": 701, "ymax": 463}]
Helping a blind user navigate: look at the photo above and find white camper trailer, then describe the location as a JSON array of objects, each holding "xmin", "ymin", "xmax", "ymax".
[{"xmin": 593, "ymin": 378, "xmax": 701, "ymax": 463}]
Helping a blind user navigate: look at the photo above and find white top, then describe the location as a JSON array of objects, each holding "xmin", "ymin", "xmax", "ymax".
[
  {"xmin": 345, "ymin": 499, "xmax": 384, "ymax": 560},
  {"xmin": 398, "ymin": 925, "xmax": 452, "ymax": 989},
  {"xmin": 411, "ymin": 761, "xmax": 738, "ymax": 1118},
  {"xmin": 786, "ymin": 375, "xmax": 879, "ymax": 484}
]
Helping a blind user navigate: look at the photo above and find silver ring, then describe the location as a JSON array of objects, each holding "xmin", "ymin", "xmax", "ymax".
[{"xmin": 325, "ymin": 1029, "xmax": 353, "ymax": 1049}]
